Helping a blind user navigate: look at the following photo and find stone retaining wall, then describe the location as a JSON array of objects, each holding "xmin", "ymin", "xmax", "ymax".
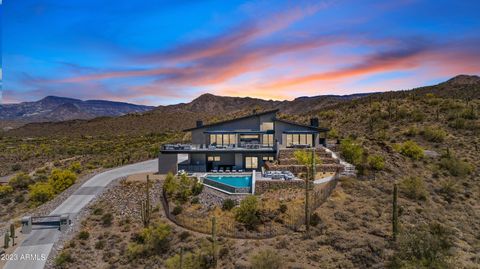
[{"xmin": 255, "ymin": 179, "xmax": 308, "ymax": 194}]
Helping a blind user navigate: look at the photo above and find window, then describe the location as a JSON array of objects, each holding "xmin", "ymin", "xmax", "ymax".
[
  {"xmin": 260, "ymin": 122, "xmax": 274, "ymax": 131},
  {"xmin": 209, "ymin": 134, "xmax": 236, "ymax": 146},
  {"xmin": 285, "ymin": 134, "xmax": 314, "ymax": 147},
  {"xmin": 208, "ymin": 156, "xmax": 221, "ymax": 162},
  {"xmin": 245, "ymin": 157, "xmax": 258, "ymax": 169},
  {"xmin": 262, "ymin": 156, "xmax": 274, "ymax": 161},
  {"xmin": 262, "ymin": 134, "xmax": 274, "ymax": 147}
]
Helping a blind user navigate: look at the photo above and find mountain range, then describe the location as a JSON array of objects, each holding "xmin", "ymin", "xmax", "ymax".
[
  {"xmin": 2, "ymin": 74, "xmax": 479, "ymax": 136},
  {"xmin": 0, "ymin": 96, "xmax": 154, "ymax": 125}
]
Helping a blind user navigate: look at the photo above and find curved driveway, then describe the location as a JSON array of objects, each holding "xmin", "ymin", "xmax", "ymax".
[{"xmin": 4, "ymin": 159, "xmax": 158, "ymax": 269}]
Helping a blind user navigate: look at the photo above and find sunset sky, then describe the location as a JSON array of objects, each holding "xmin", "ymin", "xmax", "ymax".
[{"xmin": 2, "ymin": 0, "xmax": 480, "ymax": 105}]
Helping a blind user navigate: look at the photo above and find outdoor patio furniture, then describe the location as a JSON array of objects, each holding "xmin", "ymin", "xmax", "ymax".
[
  {"xmin": 225, "ymin": 169, "xmax": 231, "ymax": 173},
  {"xmin": 232, "ymin": 169, "xmax": 237, "ymax": 173},
  {"xmin": 238, "ymin": 169, "xmax": 244, "ymax": 173},
  {"xmin": 212, "ymin": 169, "xmax": 218, "ymax": 173},
  {"xmin": 219, "ymin": 169, "xmax": 224, "ymax": 173}
]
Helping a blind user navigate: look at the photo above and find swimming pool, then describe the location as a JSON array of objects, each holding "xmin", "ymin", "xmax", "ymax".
[
  {"xmin": 203, "ymin": 174, "xmax": 252, "ymax": 194},
  {"xmin": 206, "ymin": 174, "xmax": 252, "ymax": 187}
]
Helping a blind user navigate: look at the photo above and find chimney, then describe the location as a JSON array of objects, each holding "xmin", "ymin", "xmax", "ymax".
[
  {"xmin": 196, "ymin": 120, "xmax": 203, "ymax": 128},
  {"xmin": 310, "ymin": 118, "xmax": 319, "ymax": 127}
]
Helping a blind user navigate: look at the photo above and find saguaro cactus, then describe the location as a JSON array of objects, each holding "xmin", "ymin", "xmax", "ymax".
[
  {"xmin": 10, "ymin": 223, "xmax": 15, "ymax": 246},
  {"xmin": 392, "ymin": 183, "xmax": 399, "ymax": 241},
  {"xmin": 141, "ymin": 175, "xmax": 152, "ymax": 228},
  {"xmin": 211, "ymin": 216, "xmax": 217, "ymax": 266},
  {"xmin": 4, "ymin": 231, "xmax": 10, "ymax": 248}
]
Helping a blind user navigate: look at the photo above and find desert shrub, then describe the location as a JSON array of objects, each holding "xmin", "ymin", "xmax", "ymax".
[
  {"xmin": 11, "ymin": 163, "xmax": 22, "ymax": 172},
  {"xmin": 28, "ymin": 182, "xmax": 54, "ymax": 205},
  {"xmin": 48, "ymin": 169, "xmax": 77, "ymax": 194},
  {"xmin": 278, "ymin": 203, "xmax": 288, "ymax": 214},
  {"xmin": 141, "ymin": 222, "xmax": 171, "ymax": 252},
  {"xmin": 367, "ymin": 155, "xmax": 385, "ymax": 170},
  {"xmin": 250, "ymin": 249, "xmax": 283, "ymax": 269},
  {"xmin": 15, "ymin": 194, "xmax": 25, "ymax": 203},
  {"xmin": 460, "ymin": 108, "xmax": 477, "ymax": 119},
  {"xmin": 439, "ymin": 156, "xmax": 472, "ymax": 177},
  {"xmin": 327, "ymin": 128, "xmax": 339, "ymax": 138},
  {"xmin": 55, "ymin": 250, "xmax": 74, "ymax": 267},
  {"xmin": 101, "ymin": 213, "xmax": 113, "ymax": 227},
  {"xmin": 438, "ymin": 179, "xmax": 458, "ymax": 203},
  {"xmin": 93, "ymin": 207, "xmax": 104, "ymax": 215},
  {"xmin": 163, "ymin": 172, "xmax": 178, "ymax": 196},
  {"xmin": 310, "ymin": 212, "xmax": 321, "ymax": 227},
  {"xmin": 404, "ymin": 126, "xmax": 418, "ymax": 137},
  {"xmin": 176, "ymin": 174, "xmax": 193, "ymax": 202},
  {"xmin": 179, "ymin": 231, "xmax": 191, "ymax": 241},
  {"xmin": 421, "ymin": 127, "xmax": 447, "ymax": 142},
  {"xmin": 398, "ymin": 140, "xmax": 424, "ymax": 160},
  {"xmin": 235, "ymin": 195, "xmax": 261, "ymax": 230},
  {"xmin": 191, "ymin": 179, "xmax": 204, "ymax": 196},
  {"xmin": 388, "ymin": 223, "xmax": 454, "ymax": 269},
  {"xmin": 69, "ymin": 161, "xmax": 82, "ymax": 174},
  {"xmin": 191, "ymin": 197, "xmax": 199, "ymax": 204},
  {"xmin": 222, "ymin": 199, "xmax": 236, "ymax": 211},
  {"xmin": 172, "ymin": 205, "xmax": 183, "ymax": 215},
  {"xmin": 95, "ymin": 240, "xmax": 105, "ymax": 249},
  {"xmin": 399, "ymin": 177, "xmax": 428, "ymax": 201},
  {"xmin": 165, "ymin": 244, "xmax": 215, "ymax": 269},
  {"xmin": 449, "ymin": 118, "xmax": 465, "ymax": 129},
  {"xmin": 340, "ymin": 138, "xmax": 363, "ymax": 165},
  {"xmin": 78, "ymin": 230, "xmax": 90, "ymax": 240},
  {"xmin": 8, "ymin": 172, "xmax": 33, "ymax": 189},
  {"xmin": 0, "ymin": 185, "xmax": 14, "ymax": 198},
  {"xmin": 410, "ymin": 109, "xmax": 425, "ymax": 122}
]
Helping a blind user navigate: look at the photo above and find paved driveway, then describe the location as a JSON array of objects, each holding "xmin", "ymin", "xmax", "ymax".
[{"xmin": 4, "ymin": 159, "xmax": 158, "ymax": 269}]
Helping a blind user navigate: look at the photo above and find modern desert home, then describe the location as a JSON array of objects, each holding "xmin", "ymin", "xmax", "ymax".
[{"xmin": 158, "ymin": 109, "xmax": 328, "ymax": 173}]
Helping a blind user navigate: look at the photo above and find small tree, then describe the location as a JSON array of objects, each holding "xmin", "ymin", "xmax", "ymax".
[
  {"xmin": 163, "ymin": 172, "xmax": 178, "ymax": 197},
  {"xmin": 235, "ymin": 195, "xmax": 261, "ymax": 230},
  {"xmin": 48, "ymin": 169, "xmax": 77, "ymax": 194},
  {"xmin": 8, "ymin": 172, "xmax": 33, "ymax": 189},
  {"xmin": 340, "ymin": 138, "xmax": 363, "ymax": 165}
]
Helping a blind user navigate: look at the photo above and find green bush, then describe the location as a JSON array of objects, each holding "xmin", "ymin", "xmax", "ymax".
[
  {"xmin": 191, "ymin": 179, "xmax": 204, "ymax": 196},
  {"xmin": 101, "ymin": 213, "xmax": 113, "ymax": 227},
  {"xmin": 176, "ymin": 174, "xmax": 193, "ymax": 202},
  {"xmin": 438, "ymin": 179, "xmax": 458, "ymax": 203},
  {"xmin": 55, "ymin": 250, "xmax": 74, "ymax": 267},
  {"xmin": 388, "ymin": 223, "xmax": 454, "ymax": 269},
  {"xmin": 8, "ymin": 172, "xmax": 33, "ymax": 189},
  {"xmin": 28, "ymin": 182, "xmax": 54, "ymax": 205},
  {"xmin": 340, "ymin": 138, "xmax": 364, "ymax": 165},
  {"xmin": 172, "ymin": 206, "xmax": 183, "ymax": 215},
  {"xmin": 367, "ymin": 155, "xmax": 385, "ymax": 170},
  {"xmin": 141, "ymin": 222, "xmax": 171, "ymax": 252},
  {"xmin": 0, "ymin": 185, "xmax": 14, "ymax": 198},
  {"xmin": 250, "ymin": 249, "xmax": 283, "ymax": 269},
  {"xmin": 421, "ymin": 127, "xmax": 447, "ymax": 142},
  {"xmin": 222, "ymin": 199, "xmax": 236, "ymax": 211},
  {"xmin": 48, "ymin": 169, "xmax": 77, "ymax": 194},
  {"xmin": 310, "ymin": 212, "xmax": 321, "ymax": 227},
  {"xmin": 278, "ymin": 203, "xmax": 288, "ymax": 214},
  {"xmin": 439, "ymin": 156, "xmax": 473, "ymax": 177},
  {"xmin": 95, "ymin": 240, "xmax": 105, "ymax": 249},
  {"xmin": 78, "ymin": 230, "xmax": 90, "ymax": 240},
  {"xmin": 11, "ymin": 164, "xmax": 22, "ymax": 172},
  {"xmin": 235, "ymin": 195, "xmax": 261, "ymax": 230},
  {"xmin": 191, "ymin": 197, "xmax": 199, "ymax": 204},
  {"xmin": 163, "ymin": 172, "xmax": 178, "ymax": 196},
  {"xmin": 400, "ymin": 177, "xmax": 428, "ymax": 201},
  {"xmin": 398, "ymin": 140, "xmax": 424, "ymax": 160},
  {"xmin": 69, "ymin": 161, "xmax": 82, "ymax": 174}
]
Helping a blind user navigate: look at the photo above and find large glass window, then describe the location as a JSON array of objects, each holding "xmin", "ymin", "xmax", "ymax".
[
  {"xmin": 285, "ymin": 134, "xmax": 314, "ymax": 147},
  {"xmin": 209, "ymin": 134, "xmax": 236, "ymax": 146},
  {"xmin": 245, "ymin": 157, "xmax": 258, "ymax": 169},
  {"xmin": 262, "ymin": 134, "xmax": 274, "ymax": 147}
]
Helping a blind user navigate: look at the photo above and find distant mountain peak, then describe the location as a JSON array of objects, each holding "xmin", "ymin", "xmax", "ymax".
[{"xmin": 445, "ymin": 74, "xmax": 480, "ymax": 85}]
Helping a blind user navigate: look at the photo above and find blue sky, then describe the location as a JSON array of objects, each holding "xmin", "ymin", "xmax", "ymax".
[{"xmin": 2, "ymin": 0, "xmax": 480, "ymax": 105}]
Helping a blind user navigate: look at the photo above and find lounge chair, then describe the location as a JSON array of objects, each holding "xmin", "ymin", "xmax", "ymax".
[
  {"xmin": 219, "ymin": 169, "xmax": 224, "ymax": 173},
  {"xmin": 238, "ymin": 169, "xmax": 244, "ymax": 173},
  {"xmin": 226, "ymin": 169, "xmax": 231, "ymax": 173},
  {"xmin": 212, "ymin": 169, "xmax": 218, "ymax": 173},
  {"xmin": 232, "ymin": 169, "xmax": 237, "ymax": 173}
]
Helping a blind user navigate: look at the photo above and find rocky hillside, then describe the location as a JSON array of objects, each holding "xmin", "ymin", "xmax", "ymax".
[{"xmin": 0, "ymin": 96, "xmax": 154, "ymax": 126}]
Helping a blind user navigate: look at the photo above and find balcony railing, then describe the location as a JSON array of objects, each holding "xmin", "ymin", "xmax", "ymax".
[{"xmin": 161, "ymin": 143, "xmax": 275, "ymax": 151}]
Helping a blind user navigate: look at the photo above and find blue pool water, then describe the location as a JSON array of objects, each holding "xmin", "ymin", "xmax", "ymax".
[{"xmin": 206, "ymin": 174, "xmax": 252, "ymax": 188}]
